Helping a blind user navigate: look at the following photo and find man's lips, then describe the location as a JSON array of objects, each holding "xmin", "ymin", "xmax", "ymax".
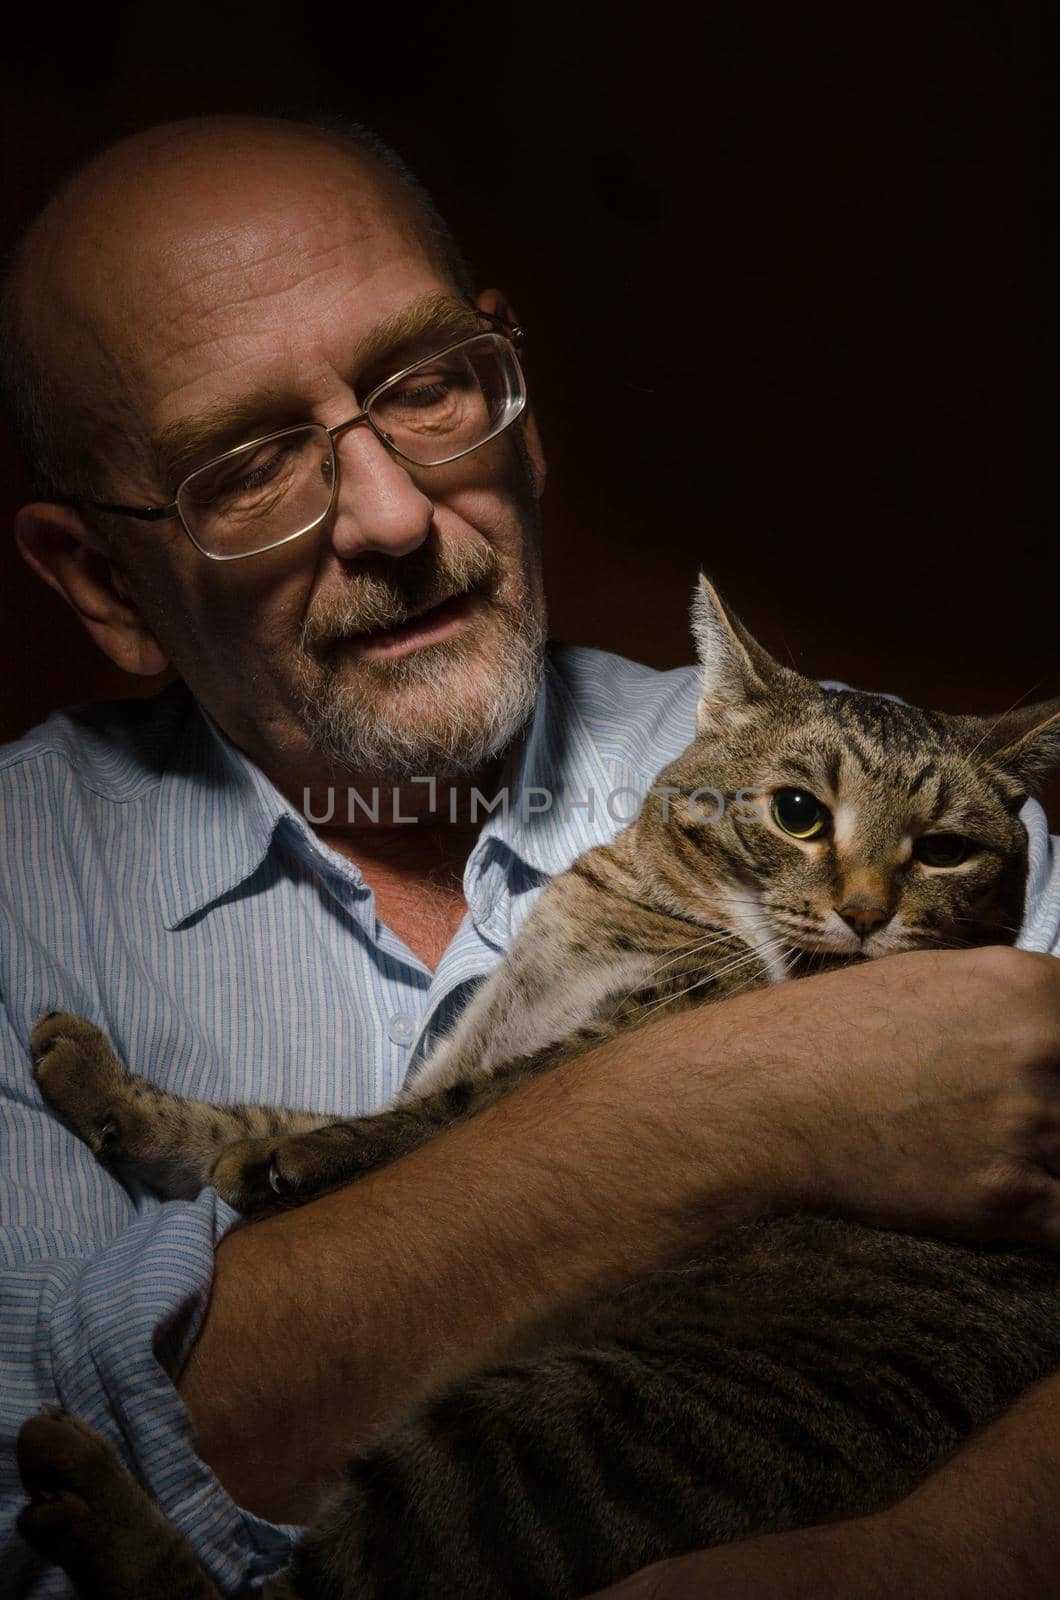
[{"xmin": 336, "ymin": 592, "xmax": 477, "ymax": 660}]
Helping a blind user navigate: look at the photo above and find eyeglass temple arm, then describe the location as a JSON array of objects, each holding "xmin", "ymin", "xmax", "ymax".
[
  {"xmin": 77, "ymin": 499, "xmax": 179, "ymax": 520},
  {"xmin": 475, "ymin": 307, "xmax": 525, "ymax": 347}
]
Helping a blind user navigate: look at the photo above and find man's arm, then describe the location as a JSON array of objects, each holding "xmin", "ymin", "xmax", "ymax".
[
  {"xmin": 0, "ymin": 997, "xmax": 290, "ymax": 1599},
  {"xmin": 178, "ymin": 945, "xmax": 1060, "ymax": 1523},
  {"xmin": 591, "ymin": 1369, "xmax": 1060, "ymax": 1600}
]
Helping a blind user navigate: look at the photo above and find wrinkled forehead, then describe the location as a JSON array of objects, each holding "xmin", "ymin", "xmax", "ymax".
[{"xmin": 23, "ymin": 127, "xmax": 448, "ymax": 438}]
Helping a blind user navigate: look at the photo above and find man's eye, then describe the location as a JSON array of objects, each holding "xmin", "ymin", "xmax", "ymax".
[
  {"xmin": 211, "ymin": 446, "xmax": 293, "ymax": 501},
  {"xmin": 228, "ymin": 457, "xmax": 283, "ymax": 492},
  {"xmin": 390, "ymin": 380, "xmax": 453, "ymax": 409}
]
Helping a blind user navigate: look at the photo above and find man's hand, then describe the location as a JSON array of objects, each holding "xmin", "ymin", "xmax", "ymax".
[{"xmin": 766, "ymin": 945, "xmax": 1060, "ymax": 1243}]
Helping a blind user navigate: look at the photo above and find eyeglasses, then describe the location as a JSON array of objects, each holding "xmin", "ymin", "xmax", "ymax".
[{"xmin": 73, "ymin": 313, "xmax": 527, "ymax": 562}]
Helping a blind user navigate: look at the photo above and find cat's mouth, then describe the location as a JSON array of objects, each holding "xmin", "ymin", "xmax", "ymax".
[{"xmin": 766, "ymin": 909, "xmax": 934, "ymax": 961}]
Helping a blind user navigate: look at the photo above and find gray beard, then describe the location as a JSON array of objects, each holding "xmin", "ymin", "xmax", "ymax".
[
  {"xmin": 296, "ymin": 606, "xmax": 545, "ymax": 781},
  {"xmin": 292, "ymin": 537, "xmax": 546, "ymax": 781}
]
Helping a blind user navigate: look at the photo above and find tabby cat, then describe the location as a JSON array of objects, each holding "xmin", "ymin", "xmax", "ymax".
[{"xmin": 17, "ymin": 577, "xmax": 1060, "ymax": 1600}]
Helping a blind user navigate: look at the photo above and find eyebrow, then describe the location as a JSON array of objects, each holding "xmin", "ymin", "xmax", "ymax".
[{"xmin": 151, "ymin": 292, "xmax": 483, "ymax": 491}]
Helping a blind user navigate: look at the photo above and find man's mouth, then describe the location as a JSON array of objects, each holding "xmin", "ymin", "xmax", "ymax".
[{"xmin": 339, "ymin": 592, "xmax": 477, "ymax": 660}]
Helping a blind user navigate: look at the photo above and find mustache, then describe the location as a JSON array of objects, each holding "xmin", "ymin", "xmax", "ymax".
[{"xmin": 299, "ymin": 540, "xmax": 500, "ymax": 649}]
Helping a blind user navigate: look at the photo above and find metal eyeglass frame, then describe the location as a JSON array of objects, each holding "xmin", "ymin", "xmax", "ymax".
[{"xmin": 66, "ymin": 310, "xmax": 526, "ymax": 562}]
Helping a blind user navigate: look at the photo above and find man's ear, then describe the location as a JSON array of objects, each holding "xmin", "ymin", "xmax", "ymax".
[
  {"xmin": 475, "ymin": 287, "xmax": 546, "ymax": 497},
  {"xmin": 15, "ymin": 501, "xmax": 169, "ymax": 676}
]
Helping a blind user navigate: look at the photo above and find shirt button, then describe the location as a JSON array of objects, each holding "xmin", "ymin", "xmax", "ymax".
[{"xmin": 388, "ymin": 1014, "xmax": 418, "ymax": 1046}]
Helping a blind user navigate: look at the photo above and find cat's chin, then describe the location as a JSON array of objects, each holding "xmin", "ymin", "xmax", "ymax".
[
  {"xmin": 786, "ymin": 948, "xmax": 866, "ymax": 977},
  {"xmin": 862, "ymin": 933, "xmax": 930, "ymax": 958},
  {"xmin": 785, "ymin": 933, "xmax": 954, "ymax": 968}
]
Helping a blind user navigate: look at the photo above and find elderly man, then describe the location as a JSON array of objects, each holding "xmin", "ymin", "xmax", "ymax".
[{"xmin": 2, "ymin": 114, "xmax": 1060, "ymax": 1599}]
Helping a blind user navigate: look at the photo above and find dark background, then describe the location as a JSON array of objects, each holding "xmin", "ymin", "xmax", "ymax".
[{"xmin": 2, "ymin": 2, "xmax": 1057, "ymax": 819}]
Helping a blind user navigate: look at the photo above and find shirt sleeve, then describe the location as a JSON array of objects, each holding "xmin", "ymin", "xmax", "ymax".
[
  {"xmin": 1017, "ymin": 799, "xmax": 1060, "ymax": 956},
  {"xmin": 0, "ymin": 993, "xmax": 299, "ymax": 1597}
]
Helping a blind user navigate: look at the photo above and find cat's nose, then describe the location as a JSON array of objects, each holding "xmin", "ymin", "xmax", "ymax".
[{"xmin": 837, "ymin": 899, "xmax": 891, "ymax": 937}]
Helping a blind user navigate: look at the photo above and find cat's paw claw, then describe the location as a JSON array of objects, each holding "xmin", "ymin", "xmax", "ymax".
[
  {"xmin": 209, "ymin": 1137, "xmax": 290, "ymax": 1212},
  {"xmin": 210, "ymin": 1128, "xmax": 367, "ymax": 1212},
  {"xmin": 268, "ymin": 1155, "xmax": 292, "ymax": 1197},
  {"xmin": 98, "ymin": 1119, "xmax": 121, "ymax": 1153}
]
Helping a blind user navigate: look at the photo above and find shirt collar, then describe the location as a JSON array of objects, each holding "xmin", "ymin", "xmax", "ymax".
[
  {"xmin": 155, "ymin": 693, "xmax": 301, "ymax": 930},
  {"xmin": 470, "ymin": 652, "xmax": 620, "ymax": 879}
]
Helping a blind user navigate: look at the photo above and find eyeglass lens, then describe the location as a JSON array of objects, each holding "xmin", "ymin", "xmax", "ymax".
[{"xmin": 177, "ymin": 333, "xmax": 524, "ymax": 558}]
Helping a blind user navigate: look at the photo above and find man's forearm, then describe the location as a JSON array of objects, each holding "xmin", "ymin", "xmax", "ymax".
[
  {"xmin": 592, "ymin": 1370, "xmax": 1060, "ymax": 1600},
  {"xmin": 178, "ymin": 985, "xmax": 801, "ymax": 1522},
  {"xmin": 880, "ymin": 1365, "xmax": 1060, "ymax": 1597}
]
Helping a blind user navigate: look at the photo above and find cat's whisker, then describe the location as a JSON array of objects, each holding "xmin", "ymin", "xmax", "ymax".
[
  {"xmin": 609, "ymin": 929, "xmax": 746, "ymax": 1010},
  {"xmin": 950, "ymin": 916, "xmax": 1022, "ymax": 934},
  {"xmin": 962, "ymin": 685, "xmax": 1047, "ymax": 762},
  {"xmin": 631, "ymin": 936, "xmax": 791, "ymax": 1020},
  {"xmin": 899, "ymin": 930, "xmax": 973, "ymax": 950},
  {"xmin": 723, "ymin": 945, "xmax": 801, "ymax": 1002},
  {"xmin": 637, "ymin": 929, "xmax": 743, "ymax": 979}
]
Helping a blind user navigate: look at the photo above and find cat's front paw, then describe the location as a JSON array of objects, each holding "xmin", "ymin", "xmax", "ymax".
[
  {"xmin": 30, "ymin": 1013, "xmax": 150, "ymax": 1166},
  {"xmin": 210, "ymin": 1121, "xmax": 391, "ymax": 1213}
]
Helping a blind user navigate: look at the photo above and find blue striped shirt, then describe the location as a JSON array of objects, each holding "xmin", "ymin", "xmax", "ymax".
[{"xmin": 1, "ymin": 643, "xmax": 1058, "ymax": 1596}]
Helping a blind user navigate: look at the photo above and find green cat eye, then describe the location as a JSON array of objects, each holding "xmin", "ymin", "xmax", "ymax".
[
  {"xmin": 771, "ymin": 789, "xmax": 830, "ymax": 840},
  {"xmin": 913, "ymin": 833, "xmax": 975, "ymax": 868}
]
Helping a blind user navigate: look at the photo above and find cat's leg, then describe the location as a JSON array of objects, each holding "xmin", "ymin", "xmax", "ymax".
[
  {"xmin": 203, "ymin": 906, "xmax": 619, "ymax": 1214},
  {"xmin": 30, "ymin": 1012, "xmax": 333, "ymax": 1201},
  {"xmin": 208, "ymin": 860, "xmax": 664, "ymax": 1211},
  {"xmin": 16, "ymin": 1409, "xmax": 225, "ymax": 1600},
  {"xmin": 209, "ymin": 1054, "xmax": 552, "ymax": 1212},
  {"xmin": 210, "ymin": 931, "xmax": 658, "ymax": 1214}
]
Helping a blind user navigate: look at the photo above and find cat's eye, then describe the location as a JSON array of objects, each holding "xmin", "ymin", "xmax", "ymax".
[
  {"xmin": 913, "ymin": 833, "xmax": 976, "ymax": 868},
  {"xmin": 770, "ymin": 789, "xmax": 830, "ymax": 840}
]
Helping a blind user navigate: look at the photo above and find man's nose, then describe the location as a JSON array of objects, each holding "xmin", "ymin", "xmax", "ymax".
[{"xmin": 326, "ymin": 423, "xmax": 434, "ymax": 561}]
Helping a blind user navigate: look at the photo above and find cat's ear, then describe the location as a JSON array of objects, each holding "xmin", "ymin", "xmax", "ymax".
[
  {"xmin": 691, "ymin": 575, "xmax": 785, "ymax": 729},
  {"xmin": 969, "ymin": 698, "xmax": 1060, "ymax": 794}
]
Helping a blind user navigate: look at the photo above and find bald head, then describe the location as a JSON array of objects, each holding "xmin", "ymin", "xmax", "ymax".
[{"xmin": 1, "ymin": 115, "xmax": 472, "ymax": 501}]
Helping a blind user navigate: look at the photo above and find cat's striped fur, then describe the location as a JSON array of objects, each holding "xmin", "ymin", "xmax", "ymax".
[{"xmin": 19, "ymin": 577, "xmax": 1060, "ymax": 1599}]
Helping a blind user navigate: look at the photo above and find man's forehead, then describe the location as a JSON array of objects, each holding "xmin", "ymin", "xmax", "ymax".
[
  {"xmin": 93, "ymin": 156, "xmax": 439, "ymax": 355},
  {"xmin": 23, "ymin": 123, "xmax": 463, "ymax": 461}
]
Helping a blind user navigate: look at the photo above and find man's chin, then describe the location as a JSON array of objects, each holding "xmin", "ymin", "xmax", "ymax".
[{"xmin": 296, "ymin": 601, "xmax": 546, "ymax": 782}]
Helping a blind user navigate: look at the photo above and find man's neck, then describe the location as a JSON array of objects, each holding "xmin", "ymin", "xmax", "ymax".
[
  {"xmin": 297, "ymin": 761, "xmax": 511, "ymax": 972},
  {"xmin": 296, "ymin": 762, "xmax": 507, "ymax": 836},
  {"xmin": 209, "ymin": 710, "xmax": 526, "ymax": 968}
]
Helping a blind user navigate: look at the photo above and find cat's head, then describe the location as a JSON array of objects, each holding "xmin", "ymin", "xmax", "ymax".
[{"xmin": 638, "ymin": 575, "xmax": 1060, "ymax": 963}]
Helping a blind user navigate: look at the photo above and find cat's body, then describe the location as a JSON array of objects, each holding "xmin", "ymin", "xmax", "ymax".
[{"xmin": 18, "ymin": 579, "xmax": 1060, "ymax": 1600}]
